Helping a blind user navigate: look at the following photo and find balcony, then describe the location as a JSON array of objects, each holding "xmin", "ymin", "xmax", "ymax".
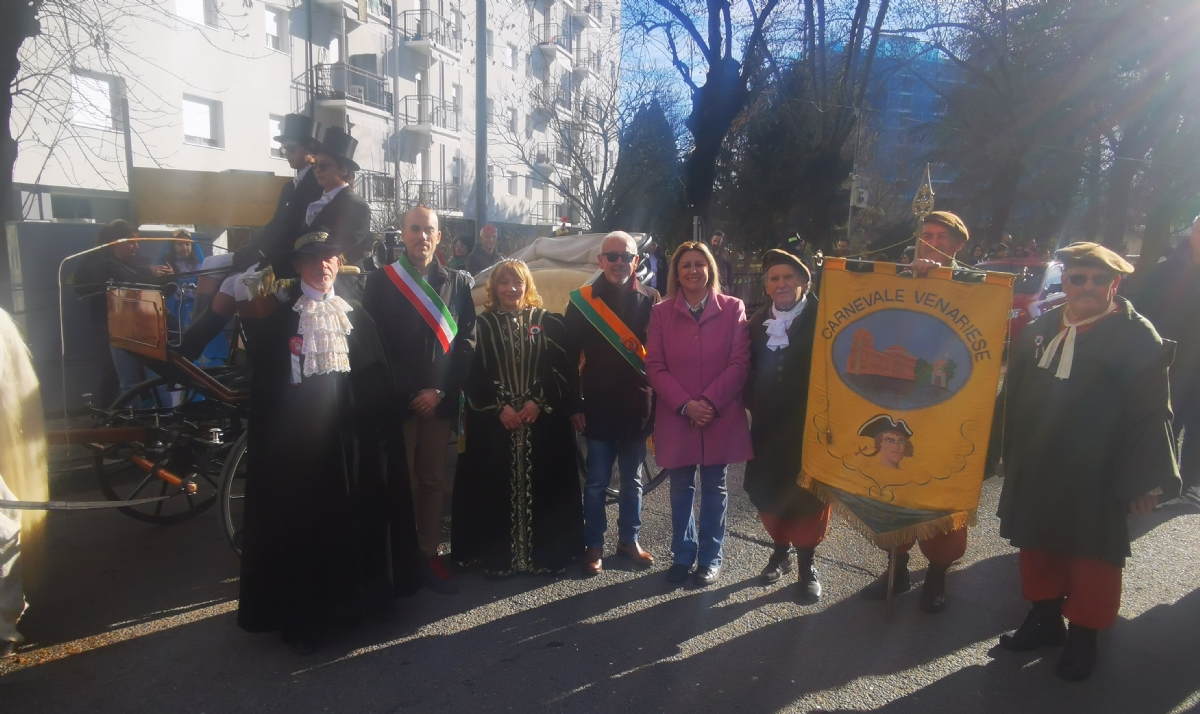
[
  {"xmin": 403, "ymin": 180, "xmax": 463, "ymax": 213},
  {"xmin": 533, "ymin": 23, "xmax": 573, "ymax": 62},
  {"xmin": 534, "ymin": 200, "xmax": 571, "ymax": 224},
  {"xmin": 573, "ymin": 48, "xmax": 602, "ymax": 79},
  {"xmin": 400, "ymin": 10, "xmax": 463, "ymax": 61},
  {"xmin": 532, "ymin": 83, "xmax": 573, "ymax": 114},
  {"xmin": 574, "ymin": 95, "xmax": 605, "ymax": 122},
  {"xmin": 533, "ymin": 142, "xmax": 570, "ymax": 171},
  {"xmin": 294, "ymin": 63, "xmax": 393, "ymax": 114},
  {"xmin": 399, "ymin": 95, "xmax": 461, "ymax": 137},
  {"xmin": 358, "ymin": 170, "xmax": 397, "ymax": 205},
  {"xmin": 571, "ymin": 1, "xmax": 602, "ymax": 28}
]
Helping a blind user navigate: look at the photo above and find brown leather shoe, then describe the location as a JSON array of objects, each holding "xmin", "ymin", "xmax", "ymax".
[
  {"xmin": 616, "ymin": 541, "xmax": 654, "ymax": 568},
  {"xmin": 582, "ymin": 546, "xmax": 603, "ymax": 576}
]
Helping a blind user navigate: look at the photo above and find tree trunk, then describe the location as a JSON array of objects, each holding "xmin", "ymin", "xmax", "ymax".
[
  {"xmin": 982, "ymin": 154, "xmax": 1026, "ymax": 245},
  {"xmin": 1, "ymin": 0, "xmax": 41, "ymax": 227},
  {"xmin": 683, "ymin": 58, "xmax": 748, "ymax": 220},
  {"xmin": 1101, "ymin": 155, "xmax": 1141, "ymax": 249}
]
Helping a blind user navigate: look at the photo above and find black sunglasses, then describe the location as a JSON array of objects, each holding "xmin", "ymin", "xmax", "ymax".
[
  {"xmin": 1066, "ymin": 273, "xmax": 1115, "ymax": 287},
  {"xmin": 601, "ymin": 251, "xmax": 636, "ymax": 263}
]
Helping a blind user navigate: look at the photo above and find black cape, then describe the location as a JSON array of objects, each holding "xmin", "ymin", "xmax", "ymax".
[
  {"xmin": 744, "ymin": 296, "xmax": 826, "ymax": 519},
  {"xmin": 998, "ymin": 297, "xmax": 1180, "ymax": 566},
  {"xmin": 237, "ymin": 287, "xmax": 419, "ymax": 637},
  {"xmin": 451, "ymin": 308, "xmax": 583, "ymax": 574}
]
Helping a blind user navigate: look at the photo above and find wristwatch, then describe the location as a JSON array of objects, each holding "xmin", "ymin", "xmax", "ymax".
[{"xmin": 432, "ymin": 389, "xmax": 445, "ymax": 399}]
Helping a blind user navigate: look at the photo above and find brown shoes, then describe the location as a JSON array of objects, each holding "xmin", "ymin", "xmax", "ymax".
[
  {"xmin": 583, "ymin": 546, "xmax": 603, "ymax": 576},
  {"xmin": 616, "ymin": 541, "xmax": 654, "ymax": 568}
]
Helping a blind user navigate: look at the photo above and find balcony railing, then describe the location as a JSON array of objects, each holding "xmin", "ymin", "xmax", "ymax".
[
  {"xmin": 399, "ymin": 10, "xmax": 464, "ymax": 53},
  {"xmin": 574, "ymin": 48, "xmax": 603, "ymax": 75},
  {"xmin": 400, "ymin": 95, "xmax": 461, "ymax": 132},
  {"xmin": 358, "ymin": 170, "xmax": 397, "ymax": 205},
  {"xmin": 295, "ymin": 63, "xmax": 394, "ymax": 112},
  {"xmin": 532, "ymin": 83, "xmax": 573, "ymax": 112},
  {"xmin": 534, "ymin": 23, "xmax": 574, "ymax": 52},
  {"xmin": 534, "ymin": 142, "xmax": 570, "ymax": 167},
  {"xmin": 572, "ymin": 1, "xmax": 602, "ymax": 25},
  {"xmin": 403, "ymin": 180, "xmax": 463, "ymax": 213},
  {"xmin": 534, "ymin": 200, "xmax": 571, "ymax": 224}
]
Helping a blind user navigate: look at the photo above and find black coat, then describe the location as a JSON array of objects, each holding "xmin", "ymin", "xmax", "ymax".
[
  {"xmin": 238, "ymin": 288, "xmax": 419, "ymax": 634},
  {"xmin": 362, "ymin": 257, "xmax": 477, "ymax": 421},
  {"xmin": 563, "ymin": 277, "xmax": 659, "ymax": 442},
  {"xmin": 304, "ymin": 185, "xmax": 373, "ymax": 261},
  {"xmin": 744, "ymin": 296, "xmax": 826, "ymax": 519},
  {"xmin": 465, "ymin": 245, "xmax": 504, "ymax": 276},
  {"xmin": 236, "ymin": 168, "xmax": 323, "ymax": 271},
  {"xmin": 1133, "ymin": 244, "xmax": 1200, "ymax": 403},
  {"xmin": 998, "ymin": 297, "xmax": 1180, "ymax": 566}
]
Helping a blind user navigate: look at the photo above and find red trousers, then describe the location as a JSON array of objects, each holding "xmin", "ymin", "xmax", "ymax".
[
  {"xmin": 1020, "ymin": 549, "xmax": 1122, "ymax": 630},
  {"xmin": 883, "ymin": 527, "xmax": 968, "ymax": 566},
  {"xmin": 759, "ymin": 505, "xmax": 831, "ymax": 549}
]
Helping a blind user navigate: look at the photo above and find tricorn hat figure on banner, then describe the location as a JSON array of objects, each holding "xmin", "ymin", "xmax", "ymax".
[
  {"xmin": 317, "ymin": 126, "xmax": 360, "ymax": 172},
  {"xmin": 274, "ymin": 113, "xmax": 322, "ymax": 151}
]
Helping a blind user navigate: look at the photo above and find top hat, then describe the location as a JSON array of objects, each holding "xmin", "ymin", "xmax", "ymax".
[
  {"xmin": 274, "ymin": 113, "xmax": 322, "ymax": 151},
  {"xmin": 316, "ymin": 126, "xmax": 360, "ymax": 172},
  {"xmin": 858, "ymin": 415, "xmax": 913, "ymax": 440}
]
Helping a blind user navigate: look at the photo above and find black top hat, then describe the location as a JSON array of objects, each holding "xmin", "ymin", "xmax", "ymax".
[
  {"xmin": 316, "ymin": 126, "xmax": 360, "ymax": 172},
  {"xmin": 274, "ymin": 113, "xmax": 322, "ymax": 151},
  {"xmin": 858, "ymin": 415, "xmax": 913, "ymax": 440}
]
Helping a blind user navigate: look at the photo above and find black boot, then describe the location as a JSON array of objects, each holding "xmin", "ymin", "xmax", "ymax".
[
  {"xmin": 1055, "ymin": 623, "xmax": 1098, "ymax": 681},
  {"xmin": 760, "ymin": 544, "xmax": 794, "ymax": 584},
  {"xmin": 795, "ymin": 547, "xmax": 821, "ymax": 604},
  {"xmin": 860, "ymin": 551, "xmax": 911, "ymax": 600},
  {"xmin": 177, "ymin": 308, "xmax": 231, "ymax": 360},
  {"xmin": 999, "ymin": 599, "xmax": 1067, "ymax": 651},
  {"xmin": 920, "ymin": 563, "xmax": 949, "ymax": 613}
]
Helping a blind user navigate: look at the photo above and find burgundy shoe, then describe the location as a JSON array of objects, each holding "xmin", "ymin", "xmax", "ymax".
[
  {"xmin": 616, "ymin": 541, "xmax": 654, "ymax": 568},
  {"xmin": 583, "ymin": 546, "xmax": 603, "ymax": 576}
]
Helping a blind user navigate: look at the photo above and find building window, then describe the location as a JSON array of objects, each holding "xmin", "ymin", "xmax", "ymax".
[
  {"xmin": 486, "ymin": 97, "xmax": 494, "ymax": 125},
  {"xmin": 486, "ymin": 165, "xmax": 494, "ymax": 194},
  {"xmin": 611, "ymin": 14, "xmax": 617, "ymax": 29},
  {"xmin": 507, "ymin": 171, "xmax": 518, "ymax": 196},
  {"xmin": 451, "ymin": 156, "xmax": 462, "ymax": 185},
  {"xmin": 268, "ymin": 114, "xmax": 285, "ymax": 157},
  {"xmin": 51, "ymin": 195, "xmax": 93, "ymax": 220},
  {"xmin": 452, "ymin": 84, "xmax": 462, "ymax": 114},
  {"xmin": 177, "ymin": 0, "xmax": 218, "ymax": 27},
  {"xmin": 896, "ymin": 93, "xmax": 913, "ymax": 112},
  {"xmin": 525, "ymin": 175, "xmax": 533, "ymax": 199},
  {"xmin": 508, "ymin": 107, "xmax": 518, "ymax": 133},
  {"xmin": 933, "ymin": 96, "xmax": 948, "ymax": 115},
  {"xmin": 509, "ymin": 44, "xmax": 519, "ymax": 72},
  {"xmin": 265, "ymin": 6, "xmax": 286, "ymax": 51},
  {"xmin": 70, "ymin": 72, "xmax": 116, "ymax": 130},
  {"xmin": 183, "ymin": 96, "xmax": 222, "ymax": 147},
  {"xmin": 486, "ymin": 29, "xmax": 493, "ymax": 59}
]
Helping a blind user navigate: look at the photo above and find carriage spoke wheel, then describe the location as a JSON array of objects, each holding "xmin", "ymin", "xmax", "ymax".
[
  {"xmin": 219, "ymin": 431, "xmax": 248, "ymax": 557},
  {"xmin": 94, "ymin": 377, "xmax": 221, "ymax": 524}
]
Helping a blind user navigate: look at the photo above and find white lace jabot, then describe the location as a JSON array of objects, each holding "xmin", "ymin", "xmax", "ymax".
[{"xmin": 293, "ymin": 283, "xmax": 353, "ymax": 376}]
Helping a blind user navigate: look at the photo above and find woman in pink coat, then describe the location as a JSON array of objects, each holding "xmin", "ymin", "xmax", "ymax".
[{"xmin": 646, "ymin": 242, "xmax": 753, "ymax": 587}]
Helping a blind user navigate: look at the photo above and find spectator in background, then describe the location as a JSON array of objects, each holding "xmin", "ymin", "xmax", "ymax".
[
  {"xmin": 466, "ymin": 224, "xmax": 505, "ymax": 276},
  {"xmin": 990, "ymin": 243, "xmax": 1011, "ymax": 260},
  {"xmin": 160, "ymin": 230, "xmax": 227, "ymax": 368},
  {"xmin": 1016, "ymin": 239, "xmax": 1039, "ymax": 259},
  {"xmin": 1135, "ymin": 216, "xmax": 1200, "ymax": 506},
  {"xmin": 710, "ymin": 230, "xmax": 735, "ymax": 292},
  {"xmin": 964, "ymin": 243, "xmax": 986, "ymax": 266},
  {"xmin": 446, "ymin": 238, "xmax": 470, "ymax": 272},
  {"xmin": 900, "ymin": 246, "xmax": 915, "ymax": 265},
  {"xmin": 75, "ymin": 220, "xmax": 172, "ymax": 401}
]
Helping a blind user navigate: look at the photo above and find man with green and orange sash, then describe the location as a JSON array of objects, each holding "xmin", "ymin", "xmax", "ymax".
[
  {"xmin": 564, "ymin": 231, "xmax": 661, "ymax": 575},
  {"xmin": 363, "ymin": 205, "xmax": 476, "ymax": 595}
]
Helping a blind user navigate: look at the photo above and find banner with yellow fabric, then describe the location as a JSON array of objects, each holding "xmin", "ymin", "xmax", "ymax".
[{"xmin": 800, "ymin": 259, "xmax": 1013, "ymax": 546}]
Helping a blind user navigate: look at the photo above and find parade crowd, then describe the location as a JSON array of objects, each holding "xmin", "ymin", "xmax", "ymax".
[{"xmin": 28, "ymin": 115, "xmax": 1197, "ymax": 687}]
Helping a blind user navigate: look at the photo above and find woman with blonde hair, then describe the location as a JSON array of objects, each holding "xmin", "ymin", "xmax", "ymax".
[
  {"xmin": 451, "ymin": 261, "xmax": 583, "ymax": 575},
  {"xmin": 646, "ymin": 241, "xmax": 752, "ymax": 587}
]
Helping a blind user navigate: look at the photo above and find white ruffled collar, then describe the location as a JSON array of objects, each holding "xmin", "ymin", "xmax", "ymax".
[{"xmin": 293, "ymin": 283, "xmax": 353, "ymax": 375}]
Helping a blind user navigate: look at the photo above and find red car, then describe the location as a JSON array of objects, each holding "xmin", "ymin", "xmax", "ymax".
[{"xmin": 975, "ymin": 258, "xmax": 1066, "ymax": 343}]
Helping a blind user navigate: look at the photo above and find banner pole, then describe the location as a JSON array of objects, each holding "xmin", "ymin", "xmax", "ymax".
[{"xmin": 886, "ymin": 546, "xmax": 896, "ymax": 599}]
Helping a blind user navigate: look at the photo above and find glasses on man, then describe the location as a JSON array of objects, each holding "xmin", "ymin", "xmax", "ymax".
[
  {"xmin": 1066, "ymin": 273, "xmax": 1116, "ymax": 287},
  {"xmin": 601, "ymin": 251, "xmax": 636, "ymax": 264}
]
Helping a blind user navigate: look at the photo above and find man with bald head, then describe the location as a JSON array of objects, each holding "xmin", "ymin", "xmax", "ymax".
[
  {"xmin": 466, "ymin": 223, "xmax": 504, "ymax": 276},
  {"xmin": 363, "ymin": 205, "xmax": 477, "ymax": 594},
  {"xmin": 564, "ymin": 232, "xmax": 661, "ymax": 574}
]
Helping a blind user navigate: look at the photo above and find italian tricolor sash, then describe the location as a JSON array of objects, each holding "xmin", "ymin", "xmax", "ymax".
[
  {"xmin": 569, "ymin": 285, "xmax": 646, "ymax": 375},
  {"xmin": 384, "ymin": 254, "xmax": 458, "ymax": 353}
]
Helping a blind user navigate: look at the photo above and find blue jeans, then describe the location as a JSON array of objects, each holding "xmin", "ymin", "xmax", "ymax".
[
  {"xmin": 583, "ymin": 439, "xmax": 646, "ymax": 549},
  {"xmin": 668, "ymin": 464, "xmax": 728, "ymax": 569}
]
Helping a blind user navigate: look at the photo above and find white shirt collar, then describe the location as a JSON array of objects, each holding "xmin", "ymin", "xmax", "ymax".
[
  {"xmin": 293, "ymin": 164, "xmax": 311, "ymax": 187},
  {"xmin": 300, "ymin": 281, "xmax": 335, "ymax": 302}
]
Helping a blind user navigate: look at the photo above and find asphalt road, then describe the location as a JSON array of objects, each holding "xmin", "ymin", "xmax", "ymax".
[{"xmin": 3, "ymin": 459, "xmax": 1200, "ymax": 714}]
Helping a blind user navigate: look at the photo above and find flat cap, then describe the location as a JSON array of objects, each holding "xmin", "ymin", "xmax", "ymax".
[
  {"xmin": 761, "ymin": 248, "xmax": 811, "ymax": 283},
  {"xmin": 924, "ymin": 211, "xmax": 970, "ymax": 243},
  {"xmin": 1054, "ymin": 242, "xmax": 1134, "ymax": 275}
]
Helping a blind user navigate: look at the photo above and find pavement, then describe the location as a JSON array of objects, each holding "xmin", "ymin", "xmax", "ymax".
[{"xmin": 3, "ymin": 460, "xmax": 1200, "ymax": 713}]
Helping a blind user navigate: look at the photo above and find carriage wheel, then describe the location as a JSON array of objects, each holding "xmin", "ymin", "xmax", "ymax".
[
  {"xmin": 94, "ymin": 377, "xmax": 221, "ymax": 524},
  {"xmin": 218, "ymin": 431, "xmax": 248, "ymax": 556}
]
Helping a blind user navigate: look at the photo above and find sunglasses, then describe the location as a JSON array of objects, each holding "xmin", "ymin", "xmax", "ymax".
[
  {"xmin": 1066, "ymin": 273, "xmax": 1116, "ymax": 287},
  {"xmin": 601, "ymin": 251, "xmax": 636, "ymax": 263}
]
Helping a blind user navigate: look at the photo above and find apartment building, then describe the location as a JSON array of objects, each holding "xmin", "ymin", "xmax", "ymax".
[{"xmin": 10, "ymin": 0, "xmax": 621, "ymax": 235}]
